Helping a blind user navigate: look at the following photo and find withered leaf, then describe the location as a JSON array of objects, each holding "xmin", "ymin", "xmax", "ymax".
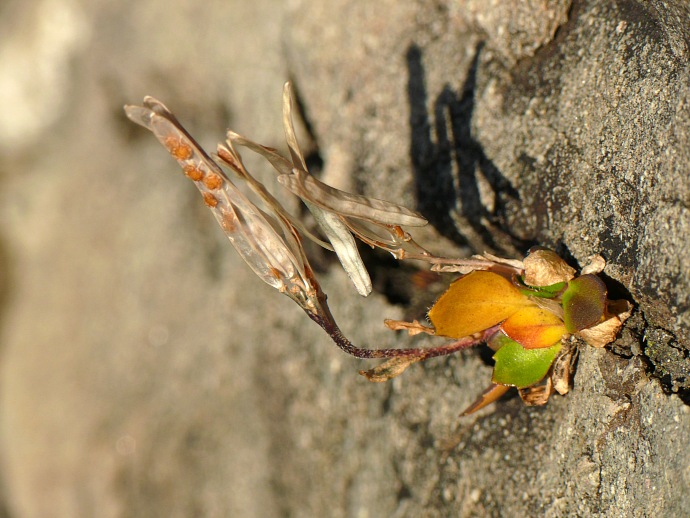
[
  {"xmin": 523, "ymin": 248, "xmax": 576, "ymax": 287},
  {"xmin": 384, "ymin": 319, "xmax": 436, "ymax": 336},
  {"xmin": 577, "ymin": 315, "xmax": 624, "ymax": 348},
  {"xmin": 460, "ymin": 384, "xmax": 511, "ymax": 416},
  {"xmin": 359, "ymin": 356, "xmax": 423, "ymax": 382},
  {"xmin": 518, "ymin": 377, "xmax": 554, "ymax": 406}
]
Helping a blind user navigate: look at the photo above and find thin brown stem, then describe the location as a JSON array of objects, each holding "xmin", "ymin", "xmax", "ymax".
[{"xmin": 306, "ymin": 309, "xmax": 499, "ymax": 360}]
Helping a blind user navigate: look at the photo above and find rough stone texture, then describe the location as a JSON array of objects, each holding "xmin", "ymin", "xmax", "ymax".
[{"xmin": 0, "ymin": 0, "xmax": 688, "ymax": 517}]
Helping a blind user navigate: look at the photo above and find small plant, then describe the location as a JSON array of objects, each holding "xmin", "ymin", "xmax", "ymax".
[{"xmin": 124, "ymin": 84, "xmax": 631, "ymax": 415}]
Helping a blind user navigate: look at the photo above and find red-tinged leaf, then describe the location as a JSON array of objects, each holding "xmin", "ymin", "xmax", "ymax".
[
  {"xmin": 500, "ymin": 306, "xmax": 567, "ymax": 349},
  {"xmin": 428, "ymin": 271, "xmax": 532, "ymax": 339},
  {"xmin": 460, "ymin": 384, "xmax": 511, "ymax": 416},
  {"xmin": 562, "ymin": 274, "xmax": 607, "ymax": 333},
  {"xmin": 492, "ymin": 336, "xmax": 562, "ymax": 388}
]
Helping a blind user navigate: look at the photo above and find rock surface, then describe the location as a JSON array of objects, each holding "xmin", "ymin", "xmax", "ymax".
[{"xmin": 0, "ymin": 0, "xmax": 688, "ymax": 516}]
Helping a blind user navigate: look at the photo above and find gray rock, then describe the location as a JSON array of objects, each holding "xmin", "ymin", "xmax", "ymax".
[{"xmin": 0, "ymin": 0, "xmax": 687, "ymax": 517}]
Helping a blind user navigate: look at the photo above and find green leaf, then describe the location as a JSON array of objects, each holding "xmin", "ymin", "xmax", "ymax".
[
  {"xmin": 428, "ymin": 271, "xmax": 532, "ymax": 339},
  {"xmin": 562, "ymin": 274, "xmax": 607, "ymax": 333},
  {"xmin": 492, "ymin": 336, "xmax": 562, "ymax": 388},
  {"xmin": 518, "ymin": 280, "xmax": 567, "ymax": 299}
]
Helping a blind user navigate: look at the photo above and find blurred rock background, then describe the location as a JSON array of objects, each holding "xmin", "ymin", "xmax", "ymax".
[{"xmin": 0, "ymin": 0, "xmax": 688, "ymax": 516}]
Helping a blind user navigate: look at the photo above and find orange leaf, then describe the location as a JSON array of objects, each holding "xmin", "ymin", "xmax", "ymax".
[
  {"xmin": 501, "ymin": 306, "xmax": 567, "ymax": 349},
  {"xmin": 428, "ymin": 271, "xmax": 532, "ymax": 338}
]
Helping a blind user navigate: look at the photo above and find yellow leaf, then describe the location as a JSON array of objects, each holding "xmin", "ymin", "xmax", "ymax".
[
  {"xmin": 501, "ymin": 306, "xmax": 567, "ymax": 349},
  {"xmin": 428, "ymin": 271, "xmax": 532, "ymax": 338}
]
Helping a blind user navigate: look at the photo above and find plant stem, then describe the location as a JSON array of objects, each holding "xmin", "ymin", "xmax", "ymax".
[{"xmin": 307, "ymin": 307, "xmax": 499, "ymax": 360}]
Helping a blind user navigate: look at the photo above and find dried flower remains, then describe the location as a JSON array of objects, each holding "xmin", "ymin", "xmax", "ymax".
[{"xmin": 125, "ymin": 84, "xmax": 631, "ymax": 416}]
